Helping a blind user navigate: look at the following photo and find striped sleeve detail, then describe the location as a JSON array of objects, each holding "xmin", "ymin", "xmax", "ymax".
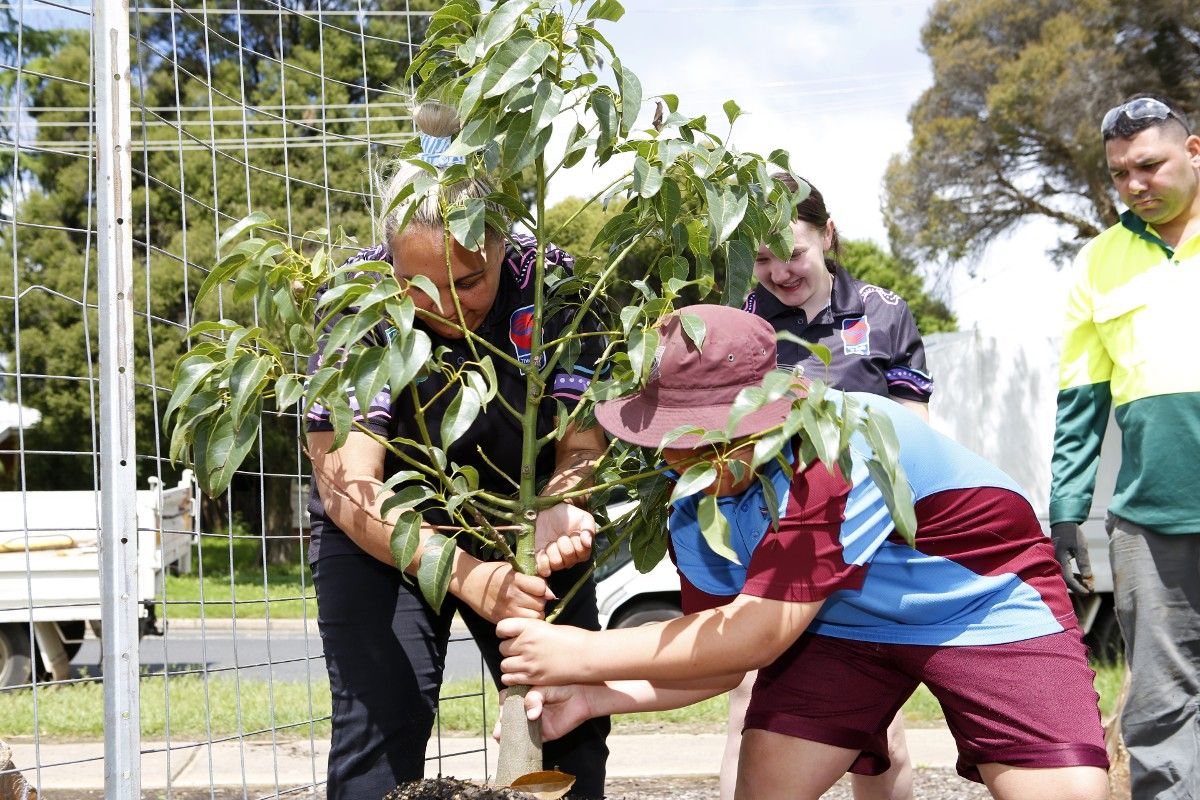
[{"xmin": 884, "ymin": 365, "xmax": 933, "ymax": 400}]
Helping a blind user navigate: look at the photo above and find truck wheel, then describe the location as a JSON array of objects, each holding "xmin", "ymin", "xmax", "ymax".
[
  {"xmin": 611, "ymin": 600, "xmax": 682, "ymax": 629},
  {"xmin": 0, "ymin": 624, "xmax": 32, "ymax": 688}
]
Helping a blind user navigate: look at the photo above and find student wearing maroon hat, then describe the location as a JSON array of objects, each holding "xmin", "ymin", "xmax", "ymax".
[
  {"xmin": 740, "ymin": 175, "xmax": 932, "ymax": 800},
  {"xmin": 497, "ymin": 305, "xmax": 1108, "ymax": 800}
]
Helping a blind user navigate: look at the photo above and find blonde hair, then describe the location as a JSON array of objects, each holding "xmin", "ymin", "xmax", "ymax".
[{"xmin": 376, "ymin": 101, "xmax": 505, "ymax": 247}]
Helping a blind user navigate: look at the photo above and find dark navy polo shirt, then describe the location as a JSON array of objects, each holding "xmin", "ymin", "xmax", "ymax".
[
  {"xmin": 743, "ymin": 266, "xmax": 933, "ymax": 402},
  {"xmin": 305, "ymin": 234, "xmax": 602, "ymax": 563}
]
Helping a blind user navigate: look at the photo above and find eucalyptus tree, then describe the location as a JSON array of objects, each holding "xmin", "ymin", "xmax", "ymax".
[{"xmin": 167, "ymin": 0, "xmax": 914, "ymax": 792}]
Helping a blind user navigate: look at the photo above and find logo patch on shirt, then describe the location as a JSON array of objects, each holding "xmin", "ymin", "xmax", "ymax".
[
  {"xmin": 841, "ymin": 316, "xmax": 871, "ymax": 356},
  {"xmin": 509, "ymin": 304, "xmax": 545, "ymax": 367}
]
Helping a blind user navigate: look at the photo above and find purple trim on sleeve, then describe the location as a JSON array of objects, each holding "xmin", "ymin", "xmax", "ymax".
[
  {"xmin": 504, "ymin": 233, "xmax": 575, "ymax": 289},
  {"xmin": 550, "ymin": 372, "xmax": 591, "ymax": 400},
  {"xmin": 884, "ymin": 365, "xmax": 933, "ymax": 397},
  {"xmin": 344, "ymin": 242, "xmax": 391, "ymax": 270},
  {"xmin": 305, "ymin": 389, "xmax": 392, "ymax": 430}
]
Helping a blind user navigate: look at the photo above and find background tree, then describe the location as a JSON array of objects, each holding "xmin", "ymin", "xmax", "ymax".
[
  {"xmin": 0, "ymin": 2, "xmax": 435, "ymax": 563},
  {"xmin": 884, "ymin": 0, "xmax": 1200, "ymax": 270},
  {"xmin": 840, "ymin": 239, "xmax": 955, "ymax": 334}
]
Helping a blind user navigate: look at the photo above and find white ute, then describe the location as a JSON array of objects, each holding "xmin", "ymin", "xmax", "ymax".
[{"xmin": 0, "ymin": 471, "xmax": 197, "ymax": 686}]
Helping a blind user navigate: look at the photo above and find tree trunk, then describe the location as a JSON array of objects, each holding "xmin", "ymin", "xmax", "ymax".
[{"xmin": 493, "ymin": 685, "xmax": 542, "ymax": 787}]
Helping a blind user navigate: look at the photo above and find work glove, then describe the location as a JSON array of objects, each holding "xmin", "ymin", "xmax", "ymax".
[{"xmin": 1050, "ymin": 522, "xmax": 1094, "ymax": 596}]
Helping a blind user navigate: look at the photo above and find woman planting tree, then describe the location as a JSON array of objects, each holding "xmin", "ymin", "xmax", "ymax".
[{"xmin": 303, "ymin": 100, "xmax": 610, "ymax": 800}]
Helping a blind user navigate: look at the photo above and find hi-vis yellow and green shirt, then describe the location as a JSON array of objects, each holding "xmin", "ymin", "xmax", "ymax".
[{"xmin": 1050, "ymin": 211, "xmax": 1200, "ymax": 533}]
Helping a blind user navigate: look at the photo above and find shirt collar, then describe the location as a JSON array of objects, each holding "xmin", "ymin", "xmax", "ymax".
[
  {"xmin": 1120, "ymin": 209, "xmax": 1175, "ymax": 258},
  {"xmin": 749, "ymin": 265, "xmax": 864, "ymax": 324}
]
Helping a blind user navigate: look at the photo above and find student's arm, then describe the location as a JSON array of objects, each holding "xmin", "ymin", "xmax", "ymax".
[
  {"xmin": 532, "ymin": 420, "xmax": 608, "ymax": 577},
  {"xmin": 308, "ymin": 429, "xmax": 552, "ymax": 622},
  {"xmin": 498, "ymin": 592, "xmax": 823, "ymax": 685},
  {"xmin": 523, "ymin": 674, "xmax": 746, "ymax": 742}
]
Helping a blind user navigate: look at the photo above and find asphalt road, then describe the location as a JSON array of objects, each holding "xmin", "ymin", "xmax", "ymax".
[{"xmin": 69, "ymin": 625, "xmax": 490, "ymax": 683}]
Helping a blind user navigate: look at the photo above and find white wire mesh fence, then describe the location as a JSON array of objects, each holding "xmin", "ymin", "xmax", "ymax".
[{"xmin": 0, "ymin": 1, "xmax": 498, "ymax": 795}]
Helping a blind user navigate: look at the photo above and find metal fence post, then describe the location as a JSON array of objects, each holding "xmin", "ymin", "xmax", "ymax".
[{"xmin": 93, "ymin": 0, "xmax": 139, "ymax": 796}]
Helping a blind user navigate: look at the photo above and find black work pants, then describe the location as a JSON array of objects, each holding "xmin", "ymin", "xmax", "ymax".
[{"xmin": 313, "ymin": 553, "xmax": 610, "ymax": 799}]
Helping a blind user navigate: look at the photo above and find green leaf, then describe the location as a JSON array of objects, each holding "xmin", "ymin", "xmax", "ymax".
[
  {"xmin": 678, "ymin": 312, "xmax": 706, "ymax": 351},
  {"xmin": 405, "ymin": 274, "xmax": 443, "ymax": 313},
  {"xmin": 629, "ymin": 478, "xmax": 671, "ymax": 572},
  {"xmin": 381, "ymin": 483, "xmax": 436, "ymax": 518},
  {"xmin": 627, "ymin": 327, "xmax": 659, "ymax": 383},
  {"xmin": 529, "ymin": 78, "xmax": 564, "ymax": 133},
  {"xmin": 777, "ymin": 331, "xmax": 833, "ymax": 367},
  {"xmin": 480, "ymin": 31, "xmax": 553, "ymax": 101},
  {"xmin": 799, "ymin": 400, "xmax": 838, "ymax": 468},
  {"xmin": 418, "ymin": 534, "xmax": 457, "ymax": 613},
  {"xmin": 166, "ymin": 353, "xmax": 220, "ymax": 425},
  {"xmin": 228, "ymin": 353, "xmax": 273, "ymax": 428},
  {"xmin": 751, "ymin": 428, "xmax": 788, "ymax": 469},
  {"xmin": 389, "ymin": 510, "xmax": 424, "ymax": 573},
  {"xmin": 303, "ymin": 366, "xmax": 340, "ymax": 415},
  {"xmin": 381, "ymin": 470, "xmax": 425, "ymax": 493},
  {"xmin": 474, "ymin": 0, "xmax": 531, "ymax": 59},
  {"xmin": 671, "ymin": 462, "xmax": 717, "ymax": 503},
  {"xmin": 387, "ymin": 329, "xmax": 433, "ymax": 396},
  {"xmin": 448, "ymin": 197, "xmax": 487, "ymax": 253},
  {"xmin": 217, "ymin": 211, "xmax": 275, "ymax": 255},
  {"xmin": 758, "ymin": 469, "xmax": 784, "ymax": 531},
  {"xmin": 705, "ymin": 185, "xmax": 748, "ymax": 245},
  {"xmin": 440, "ymin": 386, "xmax": 482, "ymax": 445},
  {"xmin": 587, "ymin": 0, "xmax": 625, "ymax": 22},
  {"xmin": 697, "ymin": 494, "xmax": 739, "ymax": 564},
  {"xmin": 724, "ymin": 239, "xmax": 754, "ymax": 306},
  {"xmin": 865, "ymin": 458, "xmax": 917, "ymax": 547},
  {"xmin": 591, "ymin": 90, "xmax": 619, "ymax": 156},
  {"xmin": 722, "ymin": 99, "xmax": 742, "ymax": 125},
  {"xmin": 329, "ymin": 394, "xmax": 354, "ymax": 451},
  {"xmin": 632, "ymin": 156, "xmax": 664, "ymax": 198},
  {"xmin": 616, "ymin": 59, "xmax": 642, "ymax": 135},
  {"xmin": 193, "ymin": 403, "xmax": 261, "ymax": 497},
  {"xmin": 196, "ymin": 251, "xmax": 249, "ymax": 305},
  {"xmin": 275, "ymin": 374, "xmax": 305, "ymax": 412},
  {"xmin": 351, "ymin": 346, "xmax": 389, "ymax": 415}
]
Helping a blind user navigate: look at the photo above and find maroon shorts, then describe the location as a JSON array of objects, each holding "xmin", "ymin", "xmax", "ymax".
[{"xmin": 743, "ymin": 628, "xmax": 1109, "ymax": 783}]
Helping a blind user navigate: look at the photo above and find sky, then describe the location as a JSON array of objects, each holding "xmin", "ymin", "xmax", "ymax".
[{"xmin": 547, "ymin": 0, "xmax": 1076, "ymax": 337}]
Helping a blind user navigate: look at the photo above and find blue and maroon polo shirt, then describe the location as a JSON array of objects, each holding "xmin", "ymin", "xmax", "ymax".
[{"xmin": 670, "ymin": 394, "xmax": 1076, "ymax": 647}]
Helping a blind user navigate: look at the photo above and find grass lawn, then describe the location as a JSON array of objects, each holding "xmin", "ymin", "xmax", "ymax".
[
  {"xmin": 0, "ymin": 661, "xmax": 1125, "ymax": 740},
  {"xmin": 159, "ymin": 533, "xmax": 317, "ymax": 621}
]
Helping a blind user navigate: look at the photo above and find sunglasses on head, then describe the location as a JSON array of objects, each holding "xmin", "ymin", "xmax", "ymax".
[{"xmin": 1101, "ymin": 98, "xmax": 1190, "ymax": 137}]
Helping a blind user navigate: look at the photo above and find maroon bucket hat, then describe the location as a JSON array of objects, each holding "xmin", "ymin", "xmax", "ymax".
[{"xmin": 594, "ymin": 304, "xmax": 797, "ymax": 449}]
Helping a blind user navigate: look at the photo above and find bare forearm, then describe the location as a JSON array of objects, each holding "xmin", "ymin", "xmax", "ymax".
[
  {"xmin": 574, "ymin": 598, "xmax": 818, "ymax": 682},
  {"xmin": 587, "ymin": 674, "xmax": 743, "ymax": 716},
  {"xmin": 542, "ymin": 448, "xmax": 603, "ymax": 496}
]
